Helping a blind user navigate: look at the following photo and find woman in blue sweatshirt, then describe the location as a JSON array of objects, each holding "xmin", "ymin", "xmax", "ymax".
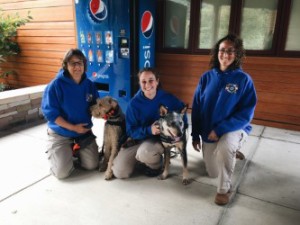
[
  {"xmin": 42, "ymin": 49, "xmax": 99, "ymax": 179},
  {"xmin": 112, "ymin": 68, "xmax": 188, "ymax": 178},
  {"xmin": 192, "ymin": 34, "xmax": 257, "ymax": 205}
]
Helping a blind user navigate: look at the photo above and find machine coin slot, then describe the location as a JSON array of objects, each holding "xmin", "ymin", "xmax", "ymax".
[{"xmin": 119, "ymin": 37, "xmax": 129, "ymax": 58}]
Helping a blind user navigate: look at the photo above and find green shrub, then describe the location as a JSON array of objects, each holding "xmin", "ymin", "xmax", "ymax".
[{"xmin": 0, "ymin": 9, "xmax": 32, "ymax": 91}]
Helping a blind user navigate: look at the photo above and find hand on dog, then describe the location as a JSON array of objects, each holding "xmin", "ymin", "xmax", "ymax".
[
  {"xmin": 151, "ymin": 121, "xmax": 160, "ymax": 135},
  {"xmin": 55, "ymin": 117, "xmax": 90, "ymax": 135},
  {"xmin": 73, "ymin": 123, "xmax": 90, "ymax": 134}
]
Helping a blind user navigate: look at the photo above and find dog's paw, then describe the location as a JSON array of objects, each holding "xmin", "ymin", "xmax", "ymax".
[
  {"xmin": 182, "ymin": 178, "xmax": 190, "ymax": 185},
  {"xmin": 105, "ymin": 170, "xmax": 114, "ymax": 180},
  {"xmin": 157, "ymin": 173, "xmax": 167, "ymax": 180}
]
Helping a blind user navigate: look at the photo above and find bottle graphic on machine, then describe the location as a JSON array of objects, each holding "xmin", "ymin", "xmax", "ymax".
[
  {"xmin": 80, "ymin": 30, "xmax": 86, "ymax": 44},
  {"xmin": 88, "ymin": 49, "xmax": 94, "ymax": 62}
]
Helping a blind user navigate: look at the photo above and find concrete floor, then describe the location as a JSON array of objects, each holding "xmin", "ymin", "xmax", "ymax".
[{"xmin": 0, "ymin": 118, "xmax": 300, "ymax": 225}]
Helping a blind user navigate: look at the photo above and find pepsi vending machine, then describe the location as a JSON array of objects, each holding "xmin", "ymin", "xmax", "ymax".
[{"xmin": 74, "ymin": 0, "xmax": 156, "ymax": 111}]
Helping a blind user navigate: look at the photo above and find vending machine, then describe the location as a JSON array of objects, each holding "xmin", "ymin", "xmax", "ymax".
[{"xmin": 74, "ymin": 0, "xmax": 156, "ymax": 111}]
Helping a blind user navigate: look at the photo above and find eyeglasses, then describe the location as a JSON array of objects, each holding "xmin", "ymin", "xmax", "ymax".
[
  {"xmin": 68, "ymin": 61, "xmax": 84, "ymax": 68},
  {"xmin": 140, "ymin": 79, "xmax": 156, "ymax": 85},
  {"xmin": 218, "ymin": 49, "xmax": 235, "ymax": 55}
]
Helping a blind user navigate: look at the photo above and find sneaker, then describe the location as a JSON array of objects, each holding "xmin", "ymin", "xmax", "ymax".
[
  {"xmin": 135, "ymin": 156, "xmax": 164, "ymax": 177},
  {"xmin": 72, "ymin": 157, "xmax": 82, "ymax": 169},
  {"xmin": 135, "ymin": 161, "xmax": 162, "ymax": 177},
  {"xmin": 144, "ymin": 166, "xmax": 162, "ymax": 177},
  {"xmin": 214, "ymin": 191, "xmax": 231, "ymax": 205}
]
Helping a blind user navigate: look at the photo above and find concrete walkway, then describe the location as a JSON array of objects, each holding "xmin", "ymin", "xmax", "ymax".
[{"xmin": 0, "ymin": 119, "xmax": 300, "ymax": 225}]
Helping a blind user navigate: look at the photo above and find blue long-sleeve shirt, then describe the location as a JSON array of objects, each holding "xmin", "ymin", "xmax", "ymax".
[
  {"xmin": 126, "ymin": 89, "xmax": 188, "ymax": 140},
  {"xmin": 41, "ymin": 69, "xmax": 99, "ymax": 138},
  {"xmin": 191, "ymin": 68, "xmax": 257, "ymax": 142}
]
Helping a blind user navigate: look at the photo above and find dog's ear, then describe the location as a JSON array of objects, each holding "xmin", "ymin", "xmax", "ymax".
[
  {"xmin": 110, "ymin": 98, "xmax": 118, "ymax": 109},
  {"xmin": 96, "ymin": 98, "xmax": 102, "ymax": 106},
  {"xmin": 90, "ymin": 104, "xmax": 95, "ymax": 113},
  {"xmin": 159, "ymin": 105, "xmax": 168, "ymax": 116},
  {"xmin": 180, "ymin": 104, "xmax": 188, "ymax": 115},
  {"xmin": 90, "ymin": 104, "xmax": 100, "ymax": 117}
]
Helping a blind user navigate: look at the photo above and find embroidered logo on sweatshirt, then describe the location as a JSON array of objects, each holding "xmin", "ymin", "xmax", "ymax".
[
  {"xmin": 86, "ymin": 94, "xmax": 93, "ymax": 102},
  {"xmin": 225, "ymin": 83, "xmax": 238, "ymax": 94}
]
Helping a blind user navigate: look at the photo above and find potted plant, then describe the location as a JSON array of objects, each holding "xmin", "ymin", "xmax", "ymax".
[{"xmin": 0, "ymin": 9, "xmax": 32, "ymax": 92}]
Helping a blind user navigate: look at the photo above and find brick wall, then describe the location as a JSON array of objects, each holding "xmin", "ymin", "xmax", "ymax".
[{"xmin": 0, "ymin": 85, "xmax": 46, "ymax": 130}]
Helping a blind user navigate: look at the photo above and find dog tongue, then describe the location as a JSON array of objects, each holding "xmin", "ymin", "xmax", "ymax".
[{"xmin": 174, "ymin": 137, "xmax": 180, "ymax": 142}]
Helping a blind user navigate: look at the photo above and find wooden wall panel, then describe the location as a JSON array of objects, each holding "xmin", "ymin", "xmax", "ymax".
[
  {"xmin": 0, "ymin": 0, "xmax": 76, "ymax": 88},
  {"xmin": 156, "ymin": 54, "xmax": 210, "ymax": 108},
  {"xmin": 156, "ymin": 53, "xmax": 300, "ymax": 131},
  {"xmin": 18, "ymin": 43, "xmax": 75, "ymax": 51},
  {"xmin": 0, "ymin": 0, "xmax": 70, "ymax": 9}
]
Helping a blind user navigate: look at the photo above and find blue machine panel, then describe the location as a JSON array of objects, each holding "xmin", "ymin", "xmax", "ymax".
[
  {"xmin": 74, "ymin": 0, "xmax": 156, "ymax": 112},
  {"xmin": 138, "ymin": 1, "xmax": 156, "ymax": 69}
]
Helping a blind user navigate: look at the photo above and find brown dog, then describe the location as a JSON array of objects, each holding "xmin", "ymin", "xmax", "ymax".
[{"xmin": 90, "ymin": 96, "xmax": 126, "ymax": 180}]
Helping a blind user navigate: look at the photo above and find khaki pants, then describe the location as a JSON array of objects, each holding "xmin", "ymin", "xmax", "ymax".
[
  {"xmin": 112, "ymin": 138, "xmax": 164, "ymax": 178},
  {"xmin": 202, "ymin": 130, "xmax": 247, "ymax": 194},
  {"xmin": 46, "ymin": 129, "xmax": 99, "ymax": 179}
]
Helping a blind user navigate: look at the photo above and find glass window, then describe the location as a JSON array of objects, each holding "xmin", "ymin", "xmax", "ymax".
[
  {"xmin": 163, "ymin": 0, "xmax": 191, "ymax": 49},
  {"xmin": 240, "ymin": 0, "xmax": 278, "ymax": 50},
  {"xmin": 198, "ymin": 0, "xmax": 231, "ymax": 49},
  {"xmin": 285, "ymin": 0, "xmax": 300, "ymax": 51}
]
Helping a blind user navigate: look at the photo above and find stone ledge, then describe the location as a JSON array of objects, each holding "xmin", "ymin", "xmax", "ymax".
[
  {"xmin": 0, "ymin": 85, "xmax": 46, "ymax": 130},
  {"xmin": 0, "ymin": 85, "xmax": 46, "ymax": 104}
]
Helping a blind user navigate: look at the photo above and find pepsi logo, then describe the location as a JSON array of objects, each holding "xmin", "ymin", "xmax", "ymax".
[
  {"xmin": 141, "ymin": 11, "xmax": 154, "ymax": 39},
  {"xmin": 89, "ymin": 0, "xmax": 108, "ymax": 22}
]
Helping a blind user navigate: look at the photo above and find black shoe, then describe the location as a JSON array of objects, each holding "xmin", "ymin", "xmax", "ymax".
[
  {"xmin": 135, "ymin": 161, "xmax": 162, "ymax": 177},
  {"xmin": 144, "ymin": 166, "xmax": 162, "ymax": 177},
  {"xmin": 73, "ymin": 157, "xmax": 82, "ymax": 169}
]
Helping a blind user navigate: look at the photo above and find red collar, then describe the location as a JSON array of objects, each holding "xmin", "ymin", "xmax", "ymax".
[{"xmin": 102, "ymin": 109, "xmax": 115, "ymax": 120}]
